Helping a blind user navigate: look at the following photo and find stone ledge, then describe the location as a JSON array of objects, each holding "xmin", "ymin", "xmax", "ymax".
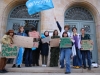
[{"xmin": 6, "ymin": 64, "xmax": 100, "ymax": 73}]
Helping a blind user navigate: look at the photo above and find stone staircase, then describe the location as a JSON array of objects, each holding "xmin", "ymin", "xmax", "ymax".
[{"xmin": 6, "ymin": 64, "xmax": 100, "ymax": 73}]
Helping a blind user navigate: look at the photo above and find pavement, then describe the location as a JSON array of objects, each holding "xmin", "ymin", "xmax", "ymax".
[{"xmin": 0, "ymin": 73, "xmax": 100, "ymax": 75}]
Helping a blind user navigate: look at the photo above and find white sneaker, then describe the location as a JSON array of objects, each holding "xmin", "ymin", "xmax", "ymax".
[
  {"xmin": 42, "ymin": 64, "xmax": 45, "ymax": 67},
  {"xmin": 44, "ymin": 65, "xmax": 47, "ymax": 67}
]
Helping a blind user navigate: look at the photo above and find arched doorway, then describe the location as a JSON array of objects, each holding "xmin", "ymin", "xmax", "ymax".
[
  {"xmin": 7, "ymin": 4, "xmax": 40, "ymax": 33},
  {"xmin": 64, "ymin": 6, "xmax": 98, "ymax": 63}
]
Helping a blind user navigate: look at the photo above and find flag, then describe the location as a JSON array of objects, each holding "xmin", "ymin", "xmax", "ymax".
[
  {"xmin": 56, "ymin": 21, "xmax": 62, "ymax": 32},
  {"xmin": 26, "ymin": 0, "xmax": 54, "ymax": 15}
]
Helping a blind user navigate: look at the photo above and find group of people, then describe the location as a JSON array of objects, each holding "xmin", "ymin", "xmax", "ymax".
[{"xmin": 0, "ymin": 18, "xmax": 93, "ymax": 74}]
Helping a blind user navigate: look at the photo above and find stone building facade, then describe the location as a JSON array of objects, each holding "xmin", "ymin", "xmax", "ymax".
[{"xmin": 0, "ymin": 0, "xmax": 100, "ymax": 64}]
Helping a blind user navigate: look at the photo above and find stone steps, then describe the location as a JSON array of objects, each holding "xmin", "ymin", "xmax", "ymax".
[{"xmin": 6, "ymin": 64, "xmax": 100, "ymax": 73}]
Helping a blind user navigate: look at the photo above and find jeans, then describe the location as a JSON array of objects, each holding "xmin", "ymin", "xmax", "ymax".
[
  {"xmin": 25, "ymin": 48, "xmax": 32, "ymax": 66},
  {"xmin": 14, "ymin": 47, "xmax": 24, "ymax": 65},
  {"xmin": 73, "ymin": 47, "xmax": 82, "ymax": 67},
  {"xmin": 81, "ymin": 50, "xmax": 91, "ymax": 67},
  {"xmin": 60, "ymin": 48, "xmax": 72, "ymax": 72}
]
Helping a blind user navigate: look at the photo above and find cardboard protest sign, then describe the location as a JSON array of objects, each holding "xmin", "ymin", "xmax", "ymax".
[
  {"xmin": 50, "ymin": 38, "xmax": 60, "ymax": 47},
  {"xmin": 41, "ymin": 37, "xmax": 51, "ymax": 43},
  {"xmin": 81, "ymin": 40, "xmax": 93, "ymax": 50},
  {"xmin": 60, "ymin": 37, "xmax": 72, "ymax": 48},
  {"xmin": 13, "ymin": 35, "xmax": 39, "ymax": 48},
  {"xmin": 1, "ymin": 44, "xmax": 17, "ymax": 58},
  {"xmin": 26, "ymin": 0, "xmax": 54, "ymax": 15}
]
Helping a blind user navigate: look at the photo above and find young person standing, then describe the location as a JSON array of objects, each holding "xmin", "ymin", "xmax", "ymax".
[{"xmin": 80, "ymin": 28, "xmax": 92, "ymax": 70}]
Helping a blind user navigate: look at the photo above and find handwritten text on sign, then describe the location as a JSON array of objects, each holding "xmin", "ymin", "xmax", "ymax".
[
  {"xmin": 60, "ymin": 37, "xmax": 72, "ymax": 48},
  {"xmin": 81, "ymin": 40, "xmax": 93, "ymax": 50}
]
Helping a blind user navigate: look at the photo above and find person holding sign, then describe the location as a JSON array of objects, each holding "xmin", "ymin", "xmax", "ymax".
[
  {"xmin": 71, "ymin": 27, "xmax": 82, "ymax": 69},
  {"xmin": 28, "ymin": 27, "xmax": 40, "ymax": 66},
  {"xmin": 0, "ymin": 30, "xmax": 14, "ymax": 73},
  {"xmin": 80, "ymin": 28, "xmax": 93, "ymax": 70},
  {"xmin": 50, "ymin": 30, "xmax": 60, "ymax": 67},
  {"xmin": 41, "ymin": 31, "xmax": 50, "ymax": 67},
  {"xmin": 12, "ymin": 26, "xmax": 27, "ymax": 68},
  {"xmin": 60, "ymin": 32, "xmax": 74, "ymax": 74}
]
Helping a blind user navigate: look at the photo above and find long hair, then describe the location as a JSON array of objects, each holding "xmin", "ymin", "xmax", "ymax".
[
  {"xmin": 53, "ymin": 30, "xmax": 58, "ymax": 36},
  {"xmin": 6, "ymin": 30, "xmax": 14, "ymax": 37},
  {"xmin": 62, "ymin": 32, "xmax": 68, "ymax": 37}
]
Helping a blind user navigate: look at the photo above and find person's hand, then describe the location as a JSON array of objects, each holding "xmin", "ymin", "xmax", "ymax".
[
  {"xmin": 80, "ymin": 41, "xmax": 82, "ymax": 44},
  {"xmin": 9, "ymin": 44, "xmax": 13, "ymax": 47}
]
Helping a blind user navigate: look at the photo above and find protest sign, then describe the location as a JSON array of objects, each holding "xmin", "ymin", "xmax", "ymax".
[
  {"xmin": 41, "ymin": 37, "xmax": 51, "ymax": 43},
  {"xmin": 50, "ymin": 38, "xmax": 60, "ymax": 47},
  {"xmin": 13, "ymin": 35, "xmax": 39, "ymax": 48},
  {"xmin": 60, "ymin": 37, "xmax": 72, "ymax": 48},
  {"xmin": 1, "ymin": 44, "xmax": 17, "ymax": 58},
  {"xmin": 81, "ymin": 40, "xmax": 93, "ymax": 50}
]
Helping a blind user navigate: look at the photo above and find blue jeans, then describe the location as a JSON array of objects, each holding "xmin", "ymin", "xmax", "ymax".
[
  {"xmin": 25, "ymin": 48, "xmax": 32, "ymax": 66},
  {"xmin": 73, "ymin": 47, "xmax": 82, "ymax": 66},
  {"xmin": 60, "ymin": 48, "xmax": 72, "ymax": 72},
  {"xmin": 16, "ymin": 47, "xmax": 24, "ymax": 65},
  {"xmin": 81, "ymin": 50, "xmax": 91, "ymax": 67}
]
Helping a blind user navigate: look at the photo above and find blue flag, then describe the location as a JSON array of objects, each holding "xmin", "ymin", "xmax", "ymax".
[{"xmin": 26, "ymin": 0, "xmax": 54, "ymax": 15}]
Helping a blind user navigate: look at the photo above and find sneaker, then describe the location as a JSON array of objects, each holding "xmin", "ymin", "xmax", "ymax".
[
  {"xmin": 12, "ymin": 64, "xmax": 16, "ymax": 68},
  {"xmin": 42, "ymin": 64, "xmax": 45, "ymax": 67},
  {"xmin": 0, "ymin": 70, "xmax": 4, "ymax": 73},
  {"xmin": 65, "ymin": 72, "xmax": 71, "ymax": 74},
  {"xmin": 18, "ymin": 65, "xmax": 21, "ymax": 68},
  {"xmin": 44, "ymin": 65, "xmax": 47, "ymax": 67},
  {"xmin": 75, "ymin": 66, "xmax": 80, "ymax": 69},
  {"xmin": 88, "ymin": 67, "xmax": 91, "ymax": 70}
]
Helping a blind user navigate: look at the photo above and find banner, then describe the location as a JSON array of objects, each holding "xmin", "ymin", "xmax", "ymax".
[
  {"xmin": 1, "ymin": 44, "xmax": 18, "ymax": 58},
  {"xmin": 81, "ymin": 40, "xmax": 93, "ymax": 50},
  {"xmin": 60, "ymin": 37, "xmax": 72, "ymax": 48},
  {"xmin": 26, "ymin": 0, "xmax": 54, "ymax": 15}
]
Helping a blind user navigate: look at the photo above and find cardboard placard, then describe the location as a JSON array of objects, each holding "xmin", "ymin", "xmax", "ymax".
[
  {"xmin": 1, "ymin": 44, "xmax": 18, "ymax": 58},
  {"xmin": 41, "ymin": 37, "xmax": 51, "ymax": 43},
  {"xmin": 13, "ymin": 35, "xmax": 39, "ymax": 48},
  {"xmin": 50, "ymin": 38, "xmax": 60, "ymax": 47},
  {"xmin": 60, "ymin": 37, "xmax": 72, "ymax": 48},
  {"xmin": 81, "ymin": 40, "xmax": 93, "ymax": 50}
]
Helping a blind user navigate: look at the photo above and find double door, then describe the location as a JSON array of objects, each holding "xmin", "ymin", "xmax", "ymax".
[{"xmin": 65, "ymin": 20, "xmax": 98, "ymax": 63}]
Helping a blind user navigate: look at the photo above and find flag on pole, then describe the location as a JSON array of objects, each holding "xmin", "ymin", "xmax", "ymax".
[
  {"xmin": 26, "ymin": 0, "xmax": 54, "ymax": 15},
  {"xmin": 56, "ymin": 21, "xmax": 62, "ymax": 32}
]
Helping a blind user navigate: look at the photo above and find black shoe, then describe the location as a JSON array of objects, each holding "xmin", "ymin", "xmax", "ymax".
[
  {"xmin": 65, "ymin": 72, "xmax": 71, "ymax": 74},
  {"xmin": 25, "ymin": 65, "xmax": 29, "ymax": 67},
  {"xmin": 36, "ymin": 64, "xmax": 39, "ymax": 66},
  {"xmin": 0, "ymin": 70, "xmax": 4, "ymax": 73},
  {"xmin": 83, "ymin": 67, "xmax": 86, "ymax": 69},
  {"xmin": 33, "ymin": 64, "xmax": 35, "ymax": 66},
  {"xmin": 2, "ymin": 69, "xmax": 8, "ymax": 73},
  {"xmin": 12, "ymin": 64, "xmax": 16, "ymax": 68},
  {"xmin": 18, "ymin": 65, "xmax": 21, "ymax": 68},
  {"xmin": 60, "ymin": 66, "xmax": 64, "ymax": 69},
  {"xmin": 88, "ymin": 67, "xmax": 91, "ymax": 70},
  {"xmin": 29, "ymin": 65, "xmax": 32, "ymax": 67}
]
